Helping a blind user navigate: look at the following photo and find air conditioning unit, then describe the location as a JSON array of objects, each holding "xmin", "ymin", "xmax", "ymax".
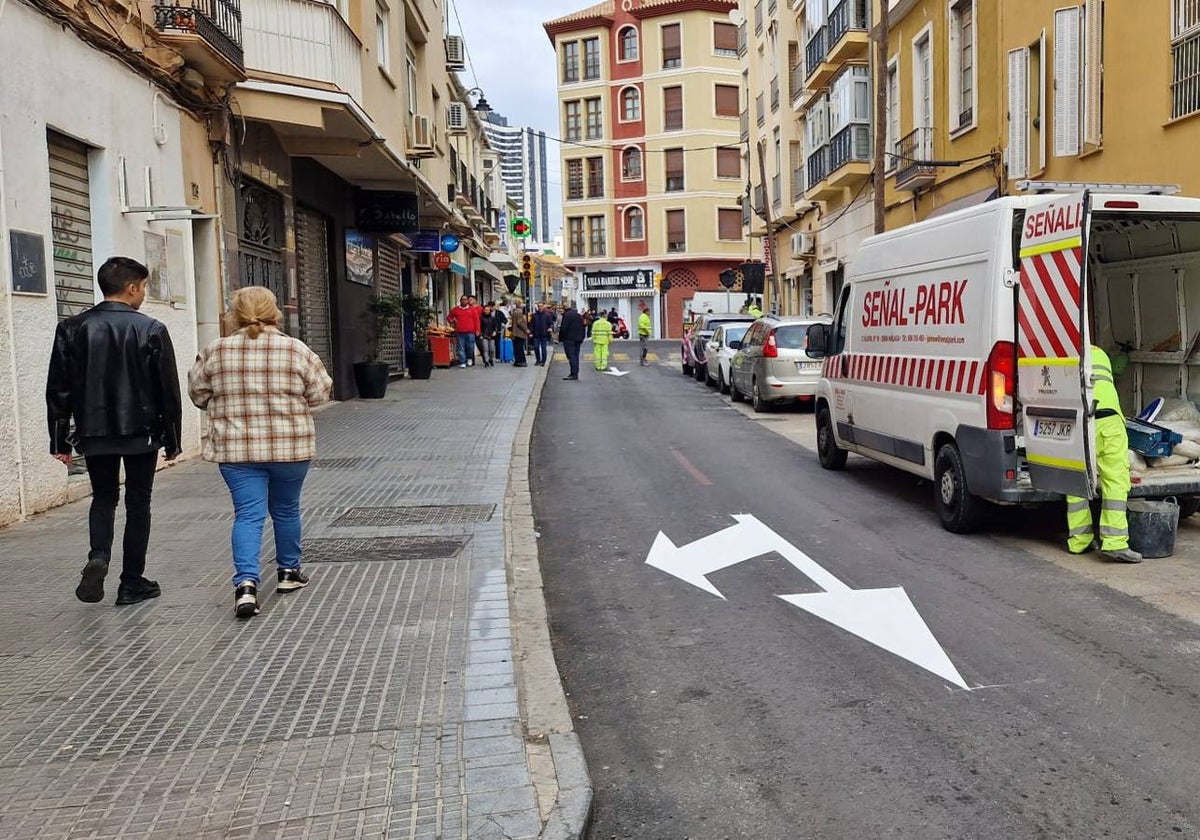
[
  {"xmin": 407, "ymin": 115, "xmax": 434, "ymax": 157},
  {"xmin": 790, "ymin": 231, "xmax": 815, "ymax": 258},
  {"xmin": 447, "ymin": 102, "xmax": 468, "ymax": 134},
  {"xmin": 445, "ymin": 36, "xmax": 466, "ymax": 71}
]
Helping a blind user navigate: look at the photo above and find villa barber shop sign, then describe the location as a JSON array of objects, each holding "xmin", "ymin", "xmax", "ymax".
[{"xmin": 581, "ymin": 269, "xmax": 654, "ymax": 293}]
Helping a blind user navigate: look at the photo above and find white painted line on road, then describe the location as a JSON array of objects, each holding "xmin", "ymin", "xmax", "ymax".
[
  {"xmin": 645, "ymin": 514, "xmax": 969, "ymax": 689},
  {"xmin": 604, "ymin": 367, "xmax": 629, "ymax": 377}
]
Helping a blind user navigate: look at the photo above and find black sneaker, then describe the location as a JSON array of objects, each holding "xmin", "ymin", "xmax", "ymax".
[
  {"xmin": 115, "ymin": 578, "xmax": 162, "ymax": 606},
  {"xmin": 234, "ymin": 583, "xmax": 260, "ymax": 619},
  {"xmin": 75, "ymin": 554, "xmax": 109, "ymax": 603},
  {"xmin": 276, "ymin": 568, "xmax": 310, "ymax": 593}
]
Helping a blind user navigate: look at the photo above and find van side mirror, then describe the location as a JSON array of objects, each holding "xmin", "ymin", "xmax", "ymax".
[
  {"xmin": 729, "ymin": 340, "xmax": 742, "ymax": 350},
  {"xmin": 806, "ymin": 323, "xmax": 830, "ymax": 358}
]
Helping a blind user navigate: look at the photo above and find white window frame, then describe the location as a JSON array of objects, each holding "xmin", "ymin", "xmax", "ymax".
[
  {"xmin": 716, "ymin": 207, "xmax": 744, "ymax": 242},
  {"xmin": 375, "ymin": 1, "xmax": 390, "ymax": 71},
  {"xmin": 1173, "ymin": 0, "xmax": 1200, "ymax": 38},
  {"xmin": 911, "ymin": 24, "xmax": 934, "ymax": 134},
  {"xmin": 1053, "ymin": 5, "xmax": 1082, "ymax": 157},
  {"xmin": 406, "ymin": 48, "xmax": 418, "ymax": 117},
  {"xmin": 947, "ymin": 0, "xmax": 978, "ymax": 136},
  {"xmin": 564, "ymin": 100, "xmax": 582, "ymax": 143},
  {"xmin": 623, "ymin": 205, "xmax": 645, "ymax": 241},
  {"xmin": 829, "ymin": 64, "xmax": 870, "ymax": 134},
  {"xmin": 619, "ymin": 86, "xmax": 642, "ymax": 123},
  {"xmin": 621, "ymin": 146, "xmax": 644, "ymax": 182},
  {"xmin": 1007, "ymin": 46, "xmax": 1030, "ymax": 179},
  {"xmin": 805, "ymin": 0, "xmax": 828, "ymax": 44},
  {"xmin": 1173, "ymin": 0, "xmax": 1200, "ymax": 119},
  {"xmin": 886, "ymin": 56, "xmax": 899, "ymax": 172},
  {"xmin": 618, "ymin": 25, "xmax": 640, "ymax": 63}
]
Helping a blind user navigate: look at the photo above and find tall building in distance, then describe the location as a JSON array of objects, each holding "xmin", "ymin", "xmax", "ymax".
[
  {"xmin": 545, "ymin": 0, "xmax": 746, "ymax": 338},
  {"xmin": 483, "ymin": 113, "xmax": 551, "ymax": 244}
]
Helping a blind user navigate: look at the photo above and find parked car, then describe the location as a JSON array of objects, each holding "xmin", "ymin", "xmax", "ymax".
[
  {"xmin": 705, "ymin": 324, "xmax": 750, "ymax": 393},
  {"xmin": 684, "ymin": 313, "xmax": 755, "ymax": 379},
  {"xmin": 730, "ymin": 315, "xmax": 829, "ymax": 412}
]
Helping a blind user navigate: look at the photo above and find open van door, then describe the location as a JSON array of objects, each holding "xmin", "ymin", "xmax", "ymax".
[{"xmin": 1016, "ymin": 191, "xmax": 1098, "ymax": 498}]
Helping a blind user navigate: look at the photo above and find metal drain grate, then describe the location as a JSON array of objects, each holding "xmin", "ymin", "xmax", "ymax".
[
  {"xmin": 311, "ymin": 456, "xmax": 380, "ymax": 469},
  {"xmin": 301, "ymin": 536, "xmax": 470, "ymax": 563},
  {"xmin": 331, "ymin": 504, "xmax": 496, "ymax": 527}
]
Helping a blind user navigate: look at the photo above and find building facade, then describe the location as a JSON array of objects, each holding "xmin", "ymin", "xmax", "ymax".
[
  {"xmin": 545, "ymin": 0, "xmax": 748, "ymax": 338},
  {"xmin": 482, "ymin": 113, "xmax": 552, "ymax": 245}
]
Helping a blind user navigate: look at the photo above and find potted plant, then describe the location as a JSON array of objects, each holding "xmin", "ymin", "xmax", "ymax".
[
  {"xmin": 403, "ymin": 293, "xmax": 435, "ymax": 380},
  {"xmin": 353, "ymin": 292, "xmax": 404, "ymax": 398}
]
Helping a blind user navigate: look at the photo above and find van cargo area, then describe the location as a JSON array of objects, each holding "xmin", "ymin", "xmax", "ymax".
[{"xmin": 1089, "ymin": 211, "xmax": 1200, "ymax": 499}]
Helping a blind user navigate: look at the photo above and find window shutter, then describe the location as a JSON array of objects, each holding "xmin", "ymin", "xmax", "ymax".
[
  {"xmin": 1054, "ymin": 6, "xmax": 1081, "ymax": 157},
  {"xmin": 718, "ymin": 209, "xmax": 741, "ymax": 240},
  {"xmin": 1083, "ymin": 0, "xmax": 1103, "ymax": 147},
  {"xmin": 714, "ymin": 22, "xmax": 738, "ymax": 52},
  {"xmin": 717, "ymin": 147, "xmax": 741, "ymax": 178},
  {"xmin": 715, "ymin": 85, "xmax": 740, "ymax": 116},
  {"xmin": 1007, "ymin": 47, "xmax": 1029, "ymax": 179}
]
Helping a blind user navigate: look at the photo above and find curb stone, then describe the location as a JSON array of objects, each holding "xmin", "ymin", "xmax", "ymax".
[{"xmin": 505, "ymin": 353, "xmax": 594, "ymax": 840}]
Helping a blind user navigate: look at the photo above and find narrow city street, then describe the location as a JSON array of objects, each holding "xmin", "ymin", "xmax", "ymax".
[{"xmin": 533, "ymin": 342, "xmax": 1200, "ymax": 840}]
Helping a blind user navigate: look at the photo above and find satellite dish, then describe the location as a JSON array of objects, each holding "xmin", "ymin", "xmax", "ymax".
[{"xmin": 728, "ymin": 8, "xmax": 745, "ymax": 25}]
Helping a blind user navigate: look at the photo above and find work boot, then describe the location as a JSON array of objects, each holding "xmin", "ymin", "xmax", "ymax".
[
  {"xmin": 115, "ymin": 578, "xmax": 162, "ymax": 605},
  {"xmin": 75, "ymin": 553, "xmax": 109, "ymax": 603},
  {"xmin": 1102, "ymin": 548, "xmax": 1143, "ymax": 564}
]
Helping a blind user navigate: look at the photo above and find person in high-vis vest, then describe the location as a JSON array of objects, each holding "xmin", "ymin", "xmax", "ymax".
[
  {"xmin": 590, "ymin": 314, "xmax": 613, "ymax": 371},
  {"xmin": 1066, "ymin": 345, "xmax": 1142, "ymax": 563},
  {"xmin": 638, "ymin": 304, "xmax": 652, "ymax": 366}
]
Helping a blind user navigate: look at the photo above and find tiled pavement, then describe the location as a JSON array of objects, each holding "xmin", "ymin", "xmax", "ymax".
[{"xmin": 0, "ymin": 362, "xmax": 549, "ymax": 839}]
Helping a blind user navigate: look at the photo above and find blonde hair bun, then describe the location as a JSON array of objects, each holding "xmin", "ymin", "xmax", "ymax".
[{"xmin": 228, "ymin": 286, "xmax": 282, "ymax": 338}]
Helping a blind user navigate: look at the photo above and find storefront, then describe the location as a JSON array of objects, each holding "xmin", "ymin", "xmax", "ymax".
[{"xmin": 580, "ymin": 268, "xmax": 660, "ymax": 338}]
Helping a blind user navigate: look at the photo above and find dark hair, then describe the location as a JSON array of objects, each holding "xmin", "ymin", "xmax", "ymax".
[{"xmin": 97, "ymin": 257, "xmax": 149, "ymax": 297}]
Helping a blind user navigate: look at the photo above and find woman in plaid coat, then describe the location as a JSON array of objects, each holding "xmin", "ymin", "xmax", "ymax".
[{"xmin": 188, "ymin": 287, "xmax": 332, "ymax": 619}]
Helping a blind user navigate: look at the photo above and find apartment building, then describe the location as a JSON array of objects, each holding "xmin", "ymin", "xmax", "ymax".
[
  {"xmin": 545, "ymin": 0, "xmax": 748, "ymax": 338},
  {"xmin": 482, "ymin": 113, "xmax": 552, "ymax": 245}
]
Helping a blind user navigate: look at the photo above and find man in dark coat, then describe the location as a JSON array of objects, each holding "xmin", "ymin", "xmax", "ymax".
[{"xmin": 558, "ymin": 302, "xmax": 586, "ymax": 380}]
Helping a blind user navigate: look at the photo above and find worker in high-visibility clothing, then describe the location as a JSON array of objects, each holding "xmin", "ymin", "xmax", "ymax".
[
  {"xmin": 1066, "ymin": 345, "xmax": 1142, "ymax": 563},
  {"xmin": 637, "ymin": 304, "xmax": 653, "ymax": 366},
  {"xmin": 590, "ymin": 313, "xmax": 613, "ymax": 372}
]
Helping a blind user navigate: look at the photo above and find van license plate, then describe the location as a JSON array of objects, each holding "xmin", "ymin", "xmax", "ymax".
[{"xmin": 1033, "ymin": 419, "xmax": 1075, "ymax": 440}]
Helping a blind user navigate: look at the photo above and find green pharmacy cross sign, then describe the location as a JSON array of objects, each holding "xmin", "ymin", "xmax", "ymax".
[{"xmin": 510, "ymin": 217, "xmax": 533, "ymax": 239}]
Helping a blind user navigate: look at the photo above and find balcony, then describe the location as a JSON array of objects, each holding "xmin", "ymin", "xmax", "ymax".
[
  {"xmin": 805, "ymin": 147, "xmax": 841, "ymax": 201},
  {"xmin": 770, "ymin": 76, "xmax": 779, "ymax": 112},
  {"xmin": 804, "ymin": 27, "xmax": 836, "ymax": 89},
  {"xmin": 826, "ymin": 0, "xmax": 870, "ymax": 64},
  {"xmin": 756, "ymin": 93, "xmax": 765, "ymax": 127},
  {"xmin": 153, "ymin": 0, "xmax": 244, "ymax": 83},
  {"xmin": 772, "ymin": 174, "xmax": 782, "ymax": 207},
  {"xmin": 792, "ymin": 166, "xmax": 806, "ymax": 202},
  {"xmin": 737, "ymin": 22, "xmax": 748, "ymax": 58},
  {"xmin": 243, "ymin": 0, "xmax": 362, "ymax": 102},
  {"xmin": 895, "ymin": 126, "xmax": 936, "ymax": 191},
  {"xmin": 828, "ymin": 123, "xmax": 871, "ymax": 187},
  {"xmin": 789, "ymin": 63, "xmax": 804, "ymax": 107},
  {"xmin": 740, "ymin": 109, "xmax": 750, "ymax": 143}
]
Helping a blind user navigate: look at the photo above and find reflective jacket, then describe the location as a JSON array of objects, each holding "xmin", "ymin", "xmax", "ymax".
[
  {"xmin": 591, "ymin": 317, "xmax": 614, "ymax": 345},
  {"xmin": 1092, "ymin": 346, "xmax": 1122, "ymax": 415},
  {"xmin": 638, "ymin": 312, "xmax": 652, "ymax": 337}
]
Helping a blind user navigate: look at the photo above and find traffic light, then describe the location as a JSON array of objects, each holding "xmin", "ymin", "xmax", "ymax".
[{"xmin": 521, "ymin": 254, "xmax": 533, "ymax": 285}]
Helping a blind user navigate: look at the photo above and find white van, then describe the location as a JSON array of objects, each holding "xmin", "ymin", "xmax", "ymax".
[{"xmin": 804, "ymin": 189, "xmax": 1200, "ymax": 532}]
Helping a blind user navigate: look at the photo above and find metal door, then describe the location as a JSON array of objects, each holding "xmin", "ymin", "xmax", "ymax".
[
  {"xmin": 294, "ymin": 205, "xmax": 334, "ymax": 372},
  {"xmin": 47, "ymin": 131, "xmax": 95, "ymax": 320}
]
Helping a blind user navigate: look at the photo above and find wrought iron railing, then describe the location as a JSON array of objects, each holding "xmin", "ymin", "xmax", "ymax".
[
  {"xmin": 807, "ymin": 147, "xmax": 828, "ymax": 189},
  {"xmin": 827, "ymin": 0, "xmax": 868, "ymax": 47},
  {"xmin": 829, "ymin": 124, "xmax": 871, "ymax": 172},
  {"xmin": 792, "ymin": 166, "xmax": 806, "ymax": 201},
  {"xmin": 895, "ymin": 126, "xmax": 935, "ymax": 186},
  {"xmin": 740, "ymin": 109, "xmax": 750, "ymax": 141},
  {"xmin": 789, "ymin": 62, "xmax": 803, "ymax": 103},
  {"xmin": 154, "ymin": 0, "xmax": 243, "ymax": 69},
  {"xmin": 805, "ymin": 27, "xmax": 827, "ymax": 79}
]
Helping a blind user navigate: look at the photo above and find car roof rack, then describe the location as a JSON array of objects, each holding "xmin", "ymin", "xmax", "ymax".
[{"xmin": 1014, "ymin": 180, "xmax": 1181, "ymax": 195}]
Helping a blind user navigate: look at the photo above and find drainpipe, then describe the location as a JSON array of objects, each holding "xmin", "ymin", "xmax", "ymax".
[{"xmin": 0, "ymin": 0, "xmax": 31, "ymax": 520}]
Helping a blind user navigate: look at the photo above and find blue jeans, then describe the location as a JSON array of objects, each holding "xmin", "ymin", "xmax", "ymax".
[
  {"xmin": 533, "ymin": 336, "xmax": 549, "ymax": 364},
  {"xmin": 219, "ymin": 461, "xmax": 310, "ymax": 587},
  {"xmin": 456, "ymin": 332, "xmax": 475, "ymax": 364}
]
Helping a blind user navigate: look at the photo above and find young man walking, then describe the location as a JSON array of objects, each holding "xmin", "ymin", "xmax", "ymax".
[
  {"xmin": 531, "ymin": 302, "xmax": 555, "ymax": 366},
  {"xmin": 638, "ymin": 303, "xmax": 653, "ymax": 366},
  {"xmin": 479, "ymin": 302, "xmax": 500, "ymax": 367},
  {"xmin": 46, "ymin": 256, "xmax": 182, "ymax": 605},
  {"xmin": 448, "ymin": 296, "xmax": 481, "ymax": 367},
  {"xmin": 558, "ymin": 302, "xmax": 585, "ymax": 380}
]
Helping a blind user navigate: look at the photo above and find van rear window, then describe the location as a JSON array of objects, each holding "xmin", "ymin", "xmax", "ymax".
[{"xmin": 774, "ymin": 325, "xmax": 808, "ymax": 350}]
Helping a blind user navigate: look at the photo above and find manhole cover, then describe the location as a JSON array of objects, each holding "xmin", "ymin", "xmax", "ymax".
[
  {"xmin": 331, "ymin": 504, "xmax": 496, "ymax": 527},
  {"xmin": 301, "ymin": 536, "xmax": 470, "ymax": 563},
  {"xmin": 311, "ymin": 457, "xmax": 380, "ymax": 469}
]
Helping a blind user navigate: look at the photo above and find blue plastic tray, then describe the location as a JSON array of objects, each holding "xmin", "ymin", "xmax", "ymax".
[{"xmin": 1126, "ymin": 418, "xmax": 1183, "ymax": 457}]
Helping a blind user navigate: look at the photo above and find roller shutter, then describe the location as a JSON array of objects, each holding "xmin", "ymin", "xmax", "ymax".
[
  {"xmin": 47, "ymin": 131, "xmax": 95, "ymax": 320},
  {"xmin": 294, "ymin": 205, "xmax": 334, "ymax": 372}
]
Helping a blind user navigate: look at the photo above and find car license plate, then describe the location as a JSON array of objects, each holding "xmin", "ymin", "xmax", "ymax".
[
  {"xmin": 797, "ymin": 361, "xmax": 821, "ymax": 372},
  {"xmin": 1033, "ymin": 419, "xmax": 1074, "ymax": 440}
]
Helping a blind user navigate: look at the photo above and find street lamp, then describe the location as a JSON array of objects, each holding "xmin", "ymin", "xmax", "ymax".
[{"xmin": 464, "ymin": 87, "xmax": 492, "ymax": 115}]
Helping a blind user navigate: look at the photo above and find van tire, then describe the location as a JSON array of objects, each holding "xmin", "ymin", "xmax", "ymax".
[
  {"xmin": 934, "ymin": 443, "xmax": 983, "ymax": 534},
  {"xmin": 817, "ymin": 406, "xmax": 848, "ymax": 470},
  {"xmin": 730, "ymin": 378, "xmax": 745, "ymax": 402},
  {"xmin": 752, "ymin": 380, "xmax": 771, "ymax": 413}
]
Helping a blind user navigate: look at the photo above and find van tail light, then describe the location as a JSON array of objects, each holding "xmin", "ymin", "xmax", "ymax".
[
  {"xmin": 763, "ymin": 329, "xmax": 779, "ymax": 358},
  {"xmin": 986, "ymin": 341, "xmax": 1015, "ymax": 430}
]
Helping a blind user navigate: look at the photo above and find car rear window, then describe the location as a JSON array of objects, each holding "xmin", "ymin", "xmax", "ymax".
[{"xmin": 774, "ymin": 325, "xmax": 809, "ymax": 350}]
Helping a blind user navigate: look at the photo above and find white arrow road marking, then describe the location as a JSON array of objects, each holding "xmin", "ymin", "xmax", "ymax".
[
  {"xmin": 604, "ymin": 367, "xmax": 629, "ymax": 376},
  {"xmin": 645, "ymin": 514, "xmax": 969, "ymax": 689}
]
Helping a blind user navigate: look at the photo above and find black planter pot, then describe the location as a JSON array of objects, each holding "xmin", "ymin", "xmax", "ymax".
[
  {"xmin": 353, "ymin": 361, "xmax": 391, "ymax": 399},
  {"xmin": 407, "ymin": 349, "xmax": 434, "ymax": 380}
]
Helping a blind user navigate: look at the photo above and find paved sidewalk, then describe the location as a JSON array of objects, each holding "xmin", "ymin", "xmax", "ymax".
[{"xmin": 0, "ymin": 361, "xmax": 571, "ymax": 840}]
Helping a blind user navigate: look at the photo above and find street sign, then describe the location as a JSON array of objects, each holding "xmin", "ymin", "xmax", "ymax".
[
  {"xmin": 511, "ymin": 217, "xmax": 533, "ymax": 238},
  {"xmin": 644, "ymin": 514, "xmax": 968, "ymax": 689},
  {"xmin": 433, "ymin": 251, "xmax": 452, "ymax": 270},
  {"xmin": 718, "ymin": 268, "xmax": 737, "ymax": 289},
  {"xmin": 439, "ymin": 233, "xmax": 460, "ymax": 253}
]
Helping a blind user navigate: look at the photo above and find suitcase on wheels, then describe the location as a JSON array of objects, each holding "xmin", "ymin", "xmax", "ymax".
[{"xmin": 499, "ymin": 337, "xmax": 514, "ymax": 362}]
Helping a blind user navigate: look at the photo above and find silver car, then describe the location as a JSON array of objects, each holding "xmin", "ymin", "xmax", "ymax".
[{"xmin": 729, "ymin": 316, "xmax": 828, "ymax": 412}]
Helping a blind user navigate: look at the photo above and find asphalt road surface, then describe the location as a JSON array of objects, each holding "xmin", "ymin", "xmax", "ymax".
[{"xmin": 531, "ymin": 340, "xmax": 1200, "ymax": 840}]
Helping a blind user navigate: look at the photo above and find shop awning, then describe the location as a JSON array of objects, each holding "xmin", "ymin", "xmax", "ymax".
[
  {"xmin": 926, "ymin": 187, "xmax": 999, "ymax": 218},
  {"xmin": 489, "ymin": 251, "xmax": 518, "ymax": 271},
  {"xmin": 586, "ymin": 288, "xmax": 657, "ymax": 299},
  {"xmin": 471, "ymin": 257, "xmax": 504, "ymax": 284}
]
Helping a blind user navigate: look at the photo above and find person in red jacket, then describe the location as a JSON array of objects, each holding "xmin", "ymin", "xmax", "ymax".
[{"xmin": 447, "ymin": 296, "xmax": 481, "ymax": 368}]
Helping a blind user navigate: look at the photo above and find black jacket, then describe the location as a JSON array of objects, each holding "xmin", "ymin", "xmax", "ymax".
[
  {"xmin": 46, "ymin": 301, "xmax": 183, "ymax": 458},
  {"xmin": 480, "ymin": 311, "xmax": 502, "ymax": 339},
  {"xmin": 531, "ymin": 310, "xmax": 556, "ymax": 338},
  {"xmin": 558, "ymin": 309, "xmax": 586, "ymax": 343}
]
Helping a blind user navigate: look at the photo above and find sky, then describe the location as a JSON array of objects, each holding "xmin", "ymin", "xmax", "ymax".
[{"xmin": 453, "ymin": 0, "xmax": 585, "ymax": 238}]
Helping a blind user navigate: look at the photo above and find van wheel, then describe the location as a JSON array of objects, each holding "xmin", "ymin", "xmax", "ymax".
[
  {"xmin": 816, "ymin": 406, "xmax": 847, "ymax": 470},
  {"xmin": 730, "ymin": 378, "xmax": 745, "ymax": 402},
  {"xmin": 1179, "ymin": 496, "xmax": 1200, "ymax": 519},
  {"xmin": 934, "ymin": 443, "xmax": 983, "ymax": 534},
  {"xmin": 718, "ymin": 370, "xmax": 730, "ymax": 394},
  {"xmin": 752, "ymin": 380, "xmax": 771, "ymax": 413}
]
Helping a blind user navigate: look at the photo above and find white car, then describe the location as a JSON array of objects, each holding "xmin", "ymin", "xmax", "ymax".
[{"xmin": 705, "ymin": 323, "xmax": 750, "ymax": 394}]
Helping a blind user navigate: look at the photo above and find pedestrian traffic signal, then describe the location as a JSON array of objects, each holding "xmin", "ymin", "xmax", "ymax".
[{"xmin": 521, "ymin": 254, "xmax": 533, "ymax": 284}]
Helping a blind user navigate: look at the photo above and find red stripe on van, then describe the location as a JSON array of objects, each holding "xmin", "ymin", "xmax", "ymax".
[
  {"xmin": 954, "ymin": 360, "xmax": 968, "ymax": 393},
  {"xmin": 1035, "ymin": 254, "xmax": 1083, "ymax": 353}
]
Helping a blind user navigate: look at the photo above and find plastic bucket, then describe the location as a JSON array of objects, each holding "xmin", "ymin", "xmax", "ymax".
[{"xmin": 1128, "ymin": 498, "xmax": 1180, "ymax": 559}]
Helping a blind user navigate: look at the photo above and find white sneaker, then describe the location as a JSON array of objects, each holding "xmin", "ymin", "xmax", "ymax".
[{"xmin": 460, "ymin": 364, "xmax": 467, "ymax": 369}]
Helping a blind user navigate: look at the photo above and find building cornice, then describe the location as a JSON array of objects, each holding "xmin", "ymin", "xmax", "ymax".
[{"xmin": 629, "ymin": 0, "xmax": 738, "ymax": 20}]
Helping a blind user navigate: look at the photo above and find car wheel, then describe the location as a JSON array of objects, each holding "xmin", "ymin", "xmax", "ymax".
[
  {"xmin": 934, "ymin": 443, "xmax": 984, "ymax": 534},
  {"xmin": 751, "ymin": 379, "xmax": 771, "ymax": 413},
  {"xmin": 730, "ymin": 377, "xmax": 745, "ymax": 402},
  {"xmin": 718, "ymin": 370, "xmax": 730, "ymax": 394},
  {"xmin": 816, "ymin": 405, "xmax": 848, "ymax": 471}
]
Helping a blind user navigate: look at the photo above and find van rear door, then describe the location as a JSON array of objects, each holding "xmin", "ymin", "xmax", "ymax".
[{"xmin": 1016, "ymin": 191, "xmax": 1098, "ymax": 498}]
